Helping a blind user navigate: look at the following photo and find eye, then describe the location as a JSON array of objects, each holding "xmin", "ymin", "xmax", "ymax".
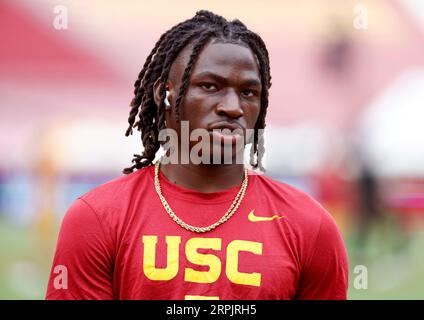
[
  {"xmin": 200, "ymin": 83, "xmax": 218, "ymax": 91},
  {"xmin": 241, "ymin": 89, "xmax": 257, "ymax": 97}
]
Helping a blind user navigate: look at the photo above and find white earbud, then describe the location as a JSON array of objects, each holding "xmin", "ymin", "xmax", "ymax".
[{"xmin": 164, "ymin": 90, "xmax": 171, "ymax": 107}]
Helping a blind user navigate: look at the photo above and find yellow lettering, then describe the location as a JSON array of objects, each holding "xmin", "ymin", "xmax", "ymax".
[
  {"xmin": 184, "ymin": 238, "xmax": 221, "ymax": 283},
  {"xmin": 226, "ymin": 240, "xmax": 262, "ymax": 287},
  {"xmin": 185, "ymin": 295, "xmax": 220, "ymax": 300},
  {"xmin": 142, "ymin": 235, "xmax": 180, "ymax": 281}
]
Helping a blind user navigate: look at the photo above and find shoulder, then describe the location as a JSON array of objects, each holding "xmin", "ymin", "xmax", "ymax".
[
  {"xmin": 252, "ymin": 173, "xmax": 338, "ymax": 232},
  {"xmin": 78, "ymin": 165, "xmax": 154, "ymax": 215},
  {"xmin": 252, "ymin": 173, "xmax": 328, "ymax": 215}
]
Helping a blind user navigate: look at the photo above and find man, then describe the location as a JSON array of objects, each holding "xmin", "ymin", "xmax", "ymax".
[{"xmin": 46, "ymin": 10, "xmax": 348, "ymax": 300}]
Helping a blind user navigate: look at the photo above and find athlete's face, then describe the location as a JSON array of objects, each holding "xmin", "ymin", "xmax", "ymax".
[{"xmin": 155, "ymin": 39, "xmax": 262, "ymax": 161}]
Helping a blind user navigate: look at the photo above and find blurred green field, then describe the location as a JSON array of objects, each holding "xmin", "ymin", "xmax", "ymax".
[
  {"xmin": 0, "ymin": 217, "xmax": 57, "ymax": 299},
  {"xmin": 345, "ymin": 216, "xmax": 424, "ymax": 299},
  {"xmin": 0, "ymin": 215, "xmax": 423, "ymax": 299}
]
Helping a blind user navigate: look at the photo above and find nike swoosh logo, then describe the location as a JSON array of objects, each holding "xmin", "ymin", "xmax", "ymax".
[{"xmin": 248, "ymin": 210, "xmax": 286, "ymax": 222}]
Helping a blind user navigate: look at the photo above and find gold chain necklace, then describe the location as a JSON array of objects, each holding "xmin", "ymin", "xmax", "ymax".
[{"xmin": 154, "ymin": 161, "xmax": 249, "ymax": 233}]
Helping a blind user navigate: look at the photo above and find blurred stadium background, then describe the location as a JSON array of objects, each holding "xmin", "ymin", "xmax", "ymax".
[{"xmin": 1, "ymin": 0, "xmax": 424, "ymax": 299}]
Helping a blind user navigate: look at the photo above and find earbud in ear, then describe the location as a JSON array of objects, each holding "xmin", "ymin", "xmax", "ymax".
[{"xmin": 164, "ymin": 90, "xmax": 171, "ymax": 107}]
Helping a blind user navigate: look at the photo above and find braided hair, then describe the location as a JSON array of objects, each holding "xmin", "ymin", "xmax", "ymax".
[{"xmin": 123, "ymin": 10, "xmax": 272, "ymax": 174}]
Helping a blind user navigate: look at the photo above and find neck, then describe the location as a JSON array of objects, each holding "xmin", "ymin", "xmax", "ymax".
[{"xmin": 159, "ymin": 162, "xmax": 245, "ymax": 193}]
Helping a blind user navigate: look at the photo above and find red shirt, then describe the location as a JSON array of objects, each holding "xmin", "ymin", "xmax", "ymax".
[{"xmin": 46, "ymin": 165, "xmax": 348, "ymax": 300}]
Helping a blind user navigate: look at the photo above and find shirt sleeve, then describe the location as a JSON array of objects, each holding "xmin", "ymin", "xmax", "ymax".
[
  {"xmin": 294, "ymin": 211, "xmax": 349, "ymax": 300},
  {"xmin": 45, "ymin": 198, "xmax": 114, "ymax": 300}
]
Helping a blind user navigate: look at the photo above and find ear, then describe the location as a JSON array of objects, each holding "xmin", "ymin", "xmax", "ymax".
[{"xmin": 153, "ymin": 79, "xmax": 172, "ymax": 111}]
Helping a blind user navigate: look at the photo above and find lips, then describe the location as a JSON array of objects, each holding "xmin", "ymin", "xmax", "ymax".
[
  {"xmin": 208, "ymin": 121, "xmax": 243, "ymax": 132},
  {"xmin": 207, "ymin": 122, "xmax": 244, "ymax": 145}
]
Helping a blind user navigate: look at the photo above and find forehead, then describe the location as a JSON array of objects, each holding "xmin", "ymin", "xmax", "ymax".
[{"xmin": 170, "ymin": 40, "xmax": 261, "ymax": 83}]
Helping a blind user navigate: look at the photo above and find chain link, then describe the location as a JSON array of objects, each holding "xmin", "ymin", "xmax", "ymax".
[{"xmin": 154, "ymin": 161, "xmax": 248, "ymax": 233}]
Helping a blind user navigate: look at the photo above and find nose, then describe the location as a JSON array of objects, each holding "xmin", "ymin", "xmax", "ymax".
[{"xmin": 215, "ymin": 89, "xmax": 244, "ymax": 119}]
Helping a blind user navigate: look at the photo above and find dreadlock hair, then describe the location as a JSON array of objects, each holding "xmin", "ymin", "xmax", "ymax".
[{"xmin": 123, "ymin": 10, "xmax": 272, "ymax": 174}]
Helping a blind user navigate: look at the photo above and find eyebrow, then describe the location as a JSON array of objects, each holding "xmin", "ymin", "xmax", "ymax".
[{"xmin": 192, "ymin": 71, "xmax": 262, "ymax": 87}]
